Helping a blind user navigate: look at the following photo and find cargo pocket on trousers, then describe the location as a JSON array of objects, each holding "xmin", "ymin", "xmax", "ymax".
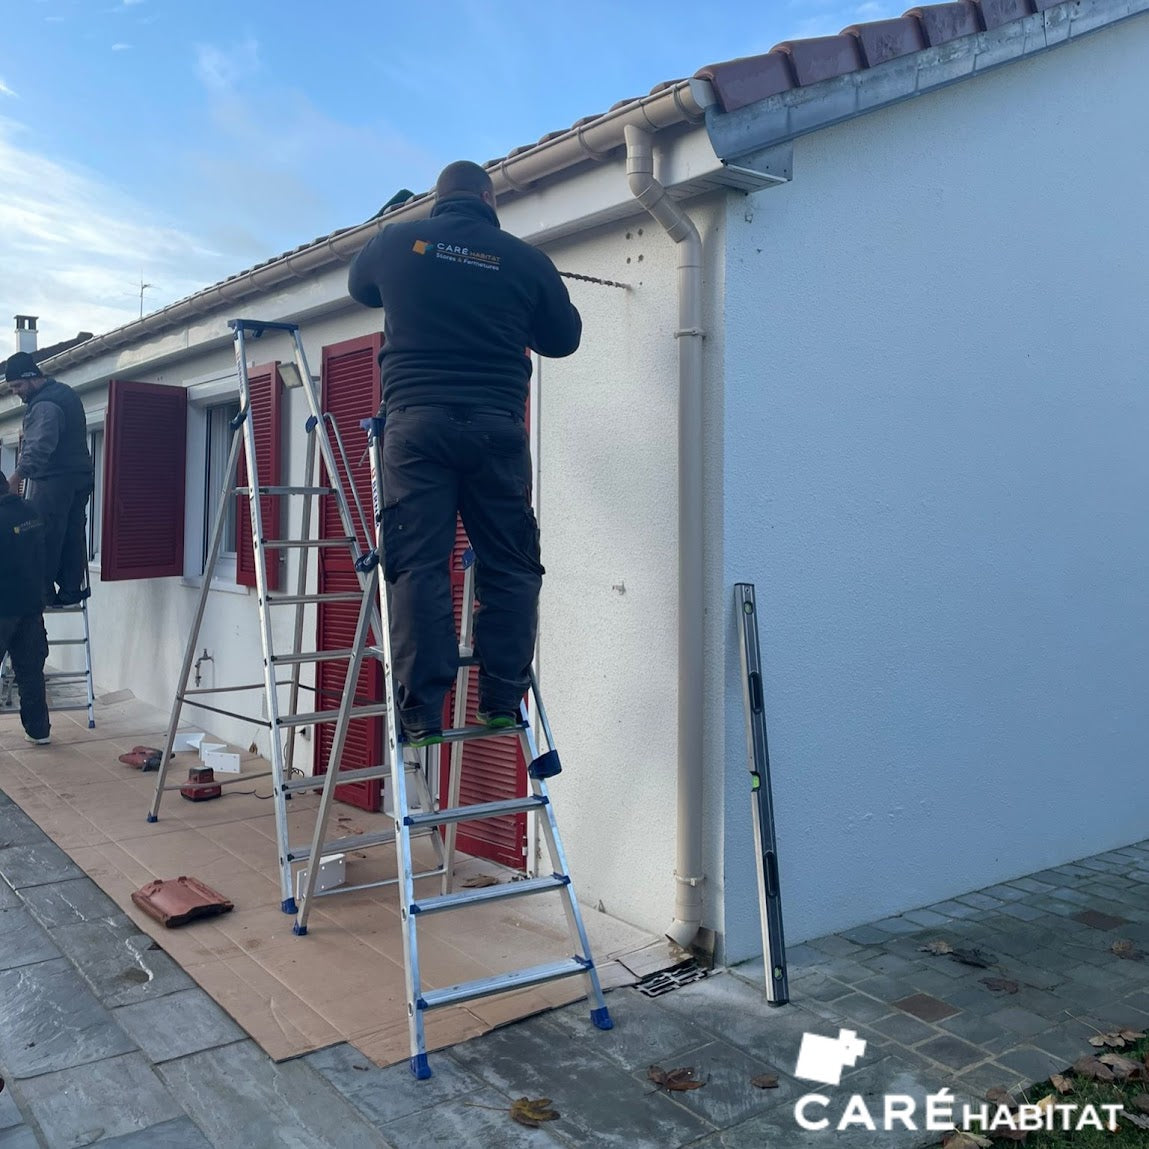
[
  {"xmin": 380, "ymin": 502, "xmax": 406, "ymax": 583},
  {"xmin": 518, "ymin": 509, "xmax": 545, "ymax": 577}
]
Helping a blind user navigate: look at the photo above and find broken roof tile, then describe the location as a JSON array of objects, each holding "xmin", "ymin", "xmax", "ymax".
[
  {"xmin": 772, "ymin": 34, "xmax": 864, "ymax": 86},
  {"xmin": 845, "ymin": 17, "xmax": 928, "ymax": 67}
]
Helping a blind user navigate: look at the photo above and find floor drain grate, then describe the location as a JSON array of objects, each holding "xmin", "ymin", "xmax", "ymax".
[{"xmin": 635, "ymin": 960, "xmax": 709, "ymax": 998}]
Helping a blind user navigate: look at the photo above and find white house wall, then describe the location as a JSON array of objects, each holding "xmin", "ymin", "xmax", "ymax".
[{"xmin": 720, "ymin": 17, "xmax": 1149, "ymax": 957}]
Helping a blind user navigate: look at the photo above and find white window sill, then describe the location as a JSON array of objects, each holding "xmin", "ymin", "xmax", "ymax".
[{"xmin": 182, "ymin": 558, "xmax": 250, "ymax": 597}]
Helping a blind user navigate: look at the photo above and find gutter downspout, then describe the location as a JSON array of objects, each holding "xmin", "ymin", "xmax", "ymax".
[{"xmin": 624, "ymin": 124, "xmax": 705, "ymax": 950}]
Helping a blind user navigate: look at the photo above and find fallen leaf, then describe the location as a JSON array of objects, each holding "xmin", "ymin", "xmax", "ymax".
[
  {"xmin": 1099, "ymin": 1053, "xmax": 1140, "ymax": 1080},
  {"xmin": 461, "ymin": 874, "xmax": 500, "ymax": 888},
  {"xmin": 1111, "ymin": 940, "xmax": 1139, "ymax": 960},
  {"xmin": 950, "ymin": 947, "xmax": 996, "ymax": 969},
  {"xmin": 920, "ymin": 940, "xmax": 954, "ymax": 955},
  {"xmin": 1120, "ymin": 1028, "xmax": 1146, "ymax": 1041},
  {"xmin": 1050, "ymin": 1073, "xmax": 1073, "ymax": 1094},
  {"xmin": 981, "ymin": 977, "xmax": 1019, "ymax": 994},
  {"xmin": 941, "ymin": 1132, "xmax": 993, "ymax": 1149},
  {"xmin": 1073, "ymin": 1055, "xmax": 1116, "ymax": 1082},
  {"xmin": 648, "ymin": 1065, "xmax": 706, "ymax": 1092},
  {"xmin": 986, "ymin": 1087, "xmax": 1016, "ymax": 1109},
  {"xmin": 1130, "ymin": 1094, "xmax": 1149, "ymax": 1114},
  {"xmin": 750, "ymin": 1074, "xmax": 778, "ymax": 1090},
  {"xmin": 509, "ymin": 1097, "xmax": 560, "ymax": 1128},
  {"xmin": 1124, "ymin": 1113, "xmax": 1149, "ymax": 1131}
]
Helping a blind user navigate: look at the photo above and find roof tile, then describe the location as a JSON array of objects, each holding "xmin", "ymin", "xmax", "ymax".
[
  {"xmin": 971, "ymin": 0, "xmax": 1036, "ymax": 28},
  {"xmin": 844, "ymin": 17, "xmax": 928, "ymax": 67},
  {"xmin": 693, "ymin": 51, "xmax": 794, "ymax": 112},
  {"xmin": 772, "ymin": 34, "xmax": 864, "ymax": 86},
  {"xmin": 905, "ymin": 2, "xmax": 984, "ymax": 44}
]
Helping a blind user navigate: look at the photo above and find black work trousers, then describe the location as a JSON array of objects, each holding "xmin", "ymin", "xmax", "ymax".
[
  {"xmin": 0, "ymin": 614, "xmax": 50, "ymax": 740},
  {"xmin": 381, "ymin": 406, "xmax": 543, "ymax": 732},
  {"xmin": 24, "ymin": 475, "xmax": 92, "ymax": 599}
]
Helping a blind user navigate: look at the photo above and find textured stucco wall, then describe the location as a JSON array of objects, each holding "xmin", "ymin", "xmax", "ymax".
[{"xmin": 719, "ymin": 17, "xmax": 1149, "ymax": 957}]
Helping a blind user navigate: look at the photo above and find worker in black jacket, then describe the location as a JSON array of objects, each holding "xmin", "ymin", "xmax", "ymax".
[
  {"xmin": 5, "ymin": 351, "xmax": 94, "ymax": 606},
  {"xmin": 347, "ymin": 160, "xmax": 582, "ymax": 745},
  {"xmin": 0, "ymin": 471, "xmax": 51, "ymax": 745}
]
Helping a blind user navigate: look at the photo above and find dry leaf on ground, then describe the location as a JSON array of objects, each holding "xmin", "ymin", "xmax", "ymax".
[
  {"xmin": 1123, "ymin": 1113, "xmax": 1149, "ymax": 1131},
  {"xmin": 941, "ymin": 1132, "xmax": 993, "ymax": 1148},
  {"xmin": 648, "ymin": 1065, "xmax": 707, "ymax": 1092},
  {"xmin": 950, "ymin": 948, "xmax": 996, "ymax": 969},
  {"xmin": 509, "ymin": 1097, "xmax": 560, "ymax": 1128},
  {"xmin": 1098, "ymin": 1053, "xmax": 1140, "ymax": 1081},
  {"xmin": 920, "ymin": 940, "xmax": 954, "ymax": 956},
  {"xmin": 750, "ymin": 1074, "xmax": 779, "ymax": 1089},
  {"xmin": 1072, "ymin": 1055, "xmax": 1116, "ymax": 1082},
  {"xmin": 1049, "ymin": 1073, "xmax": 1073, "ymax": 1094},
  {"xmin": 985, "ymin": 1087, "xmax": 1016, "ymax": 1109},
  {"xmin": 981, "ymin": 977, "xmax": 1019, "ymax": 994},
  {"xmin": 461, "ymin": 874, "xmax": 500, "ymax": 888},
  {"xmin": 1129, "ymin": 1094, "xmax": 1149, "ymax": 1114},
  {"xmin": 1111, "ymin": 939, "xmax": 1141, "ymax": 960}
]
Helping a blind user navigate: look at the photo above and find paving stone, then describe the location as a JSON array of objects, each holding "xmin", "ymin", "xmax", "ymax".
[
  {"xmin": 540, "ymin": 988, "xmax": 708, "ymax": 1072},
  {"xmin": 386, "ymin": 1084, "xmax": 564, "ymax": 1148},
  {"xmin": 0, "ymin": 882, "xmax": 18, "ymax": 911},
  {"xmin": 0, "ymin": 1090, "xmax": 22, "ymax": 1132},
  {"xmin": 94, "ymin": 1117, "xmax": 214, "ymax": 1148},
  {"xmin": 901, "ymin": 909, "xmax": 952, "ymax": 928},
  {"xmin": 980, "ymin": 885, "xmax": 1028, "ymax": 903},
  {"xmin": 999, "ymin": 902, "xmax": 1047, "ymax": 922},
  {"xmin": 892, "ymin": 994, "xmax": 957, "ymax": 1022},
  {"xmin": 0, "ymin": 906, "xmax": 61, "ymax": 970},
  {"xmin": 1029, "ymin": 1022, "xmax": 1100, "ymax": 1066},
  {"xmin": 985, "ymin": 1006, "xmax": 1053, "ymax": 1038},
  {"xmin": 1048, "ymin": 887, "xmax": 1094, "ymax": 906},
  {"xmin": 852, "ymin": 975, "xmax": 918, "ymax": 1004},
  {"xmin": 19, "ymin": 878, "xmax": 121, "ymax": 929},
  {"xmin": 634, "ymin": 1037, "xmax": 801, "ymax": 1130},
  {"xmin": 784, "ymin": 943, "xmax": 826, "ymax": 969},
  {"xmin": 687, "ymin": 1111, "xmax": 923, "ymax": 1149},
  {"xmin": 860, "ymin": 952, "xmax": 923, "ymax": 979},
  {"xmin": 808, "ymin": 934, "xmax": 867, "ymax": 959},
  {"xmin": 17, "ymin": 1051, "xmax": 182, "ymax": 1147},
  {"xmin": 826, "ymin": 992, "xmax": 895, "ymax": 1025},
  {"xmin": 937, "ymin": 1010, "xmax": 1011, "ymax": 1049},
  {"xmin": 956, "ymin": 1059, "xmax": 1032, "ymax": 1099},
  {"xmin": 935, "ymin": 986, "xmax": 1006, "ymax": 1017},
  {"xmin": 955, "ymin": 893, "xmax": 1005, "ymax": 911},
  {"xmin": 50, "ymin": 916, "xmax": 194, "ymax": 1007},
  {"xmin": 925, "ymin": 900, "xmax": 982, "ymax": 920},
  {"xmin": 995, "ymin": 1044, "xmax": 1066, "ymax": 1085},
  {"xmin": 0, "ymin": 807, "xmax": 47, "ymax": 850},
  {"xmin": 788, "ymin": 971, "xmax": 854, "ymax": 1004},
  {"xmin": 869, "ymin": 1011, "xmax": 939, "ymax": 1047},
  {"xmin": 915, "ymin": 1033, "xmax": 984, "ymax": 1070},
  {"xmin": 1078, "ymin": 857, "xmax": 1122, "ymax": 873},
  {"xmin": 1071, "ymin": 908, "xmax": 1129, "ymax": 931},
  {"xmin": 872, "ymin": 917, "xmax": 924, "ymax": 936},
  {"xmin": 0, "ymin": 843, "xmax": 83, "ymax": 890},
  {"xmin": 1007, "ymin": 877, "xmax": 1057, "ymax": 895},
  {"xmin": 838, "ymin": 924, "xmax": 892, "ymax": 946},
  {"xmin": 447, "ymin": 1021, "xmax": 712, "ymax": 1148},
  {"xmin": 0, "ymin": 1128, "xmax": 40, "ymax": 1148},
  {"xmin": 113, "ymin": 988, "xmax": 245, "ymax": 1063},
  {"xmin": 307, "ymin": 1041, "xmax": 483, "ymax": 1128},
  {"xmin": 159, "ymin": 1041, "xmax": 391, "ymax": 1149},
  {"xmin": 0, "ymin": 957, "xmax": 136, "ymax": 1077}
]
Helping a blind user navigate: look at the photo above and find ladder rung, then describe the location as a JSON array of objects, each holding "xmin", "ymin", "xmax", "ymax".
[
  {"xmin": 433, "ymin": 722, "xmax": 527, "ymax": 745},
  {"xmin": 235, "ymin": 485, "xmax": 334, "ymax": 496},
  {"xmin": 276, "ymin": 703, "xmax": 391, "ymax": 728},
  {"xmin": 270, "ymin": 648, "xmax": 382, "ymax": 666},
  {"xmin": 412, "ymin": 874, "xmax": 569, "ymax": 916},
  {"xmin": 264, "ymin": 592, "xmax": 363, "ymax": 606},
  {"xmin": 44, "ymin": 605, "xmax": 85, "ymax": 614},
  {"xmin": 283, "ymin": 755, "xmax": 421, "ymax": 794},
  {"xmin": 261, "ymin": 537, "xmax": 356, "ymax": 549},
  {"xmin": 47, "ymin": 638, "xmax": 88, "ymax": 646},
  {"xmin": 406, "ymin": 795, "xmax": 546, "ymax": 830},
  {"xmin": 43, "ymin": 671, "xmax": 91, "ymax": 681},
  {"xmin": 288, "ymin": 827, "xmax": 396, "ymax": 860},
  {"xmin": 418, "ymin": 957, "xmax": 591, "ymax": 1012},
  {"xmin": 43, "ymin": 703, "xmax": 92, "ymax": 712}
]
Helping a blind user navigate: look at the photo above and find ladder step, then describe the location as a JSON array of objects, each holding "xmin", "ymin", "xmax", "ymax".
[
  {"xmin": 406, "ymin": 795, "xmax": 546, "ymax": 830},
  {"xmin": 412, "ymin": 874, "xmax": 569, "ymax": 916},
  {"xmin": 276, "ymin": 703, "xmax": 391, "ymax": 728},
  {"xmin": 261, "ymin": 537, "xmax": 356, "ymax": 549},
  {"xmin": 288, "ymin": 827, "xmax": 396, "ymax": 860},
  {"xmin": 418, "ymin": 957, "xmax": 591, "ymax": 1011},
  {"xmin": 270, "ymin": 647, "xmax": 383, "ymax": 666},
  {"xmin": 284, "ymin": 755, "xmax": 422, "ymax": 794},
  {"xmin": 44, "ymin": 604, "xmax": 85, "ymax": 614},
  {"xmin": 264, "ymin": 592, "xmax": 364, "ymax": 606},
  {"xmin": 43, "ymin": 671, "xmax": 91, "ymax": 681},
  {"xmin": 46, "ymin": 638, "xmax": 88, "ymax": 646},
  {"xmin": 432, "ymin": 721, "xmax": 527, "ymax": 745},
  {"xmin": 235, "ymin": 485, "xmax": 334, "ymax": 496}
]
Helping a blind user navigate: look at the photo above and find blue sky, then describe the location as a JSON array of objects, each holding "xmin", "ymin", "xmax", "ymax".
[{"xmin": 1, "ymin": 0, "xmax": 900, "ymax": 347}]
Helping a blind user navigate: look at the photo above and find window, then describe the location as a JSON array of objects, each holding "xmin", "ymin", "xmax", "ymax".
[
  {"xmin": 203, "ymin": 401, "xmax": 240, "ymax": 570},
  {"xmin": 88, "ymin": 429, "xmax": 104, "ymax": 561}
]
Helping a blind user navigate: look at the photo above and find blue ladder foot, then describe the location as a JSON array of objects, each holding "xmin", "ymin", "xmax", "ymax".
[
  {"xmin": 590, "ymin": 1006, "xmax": 613, "ymax": 1031},
  {"xmin": 146, "ymin": 814, "xmax": 158, "ymax": 823},
  {"xmin": 292, "ymin": 923, "xmax": 308, "ymax": 936},
  {"xmin": 280, "ymin": 898, "xmax": 297, "ymax": 914},
  {"xmin": 410, "ymin": 1054, "xmax": 432, "ymax": 1080},
  {"xmin": 87, "ymin": 720, "xmax": 95, "ymax": 729}
]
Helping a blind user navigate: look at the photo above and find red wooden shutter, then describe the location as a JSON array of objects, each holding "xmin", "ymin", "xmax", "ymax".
[
  {"xmin": 314, "ymin": 334, "xmax": 383, "ymax": 812},
  {"xmin": 236, "ymin": 363, "xmax": 283, "ymax": 590},
  {"xmin": 101, "ymin": 380, "xmax": 187, "ymax": 581}
]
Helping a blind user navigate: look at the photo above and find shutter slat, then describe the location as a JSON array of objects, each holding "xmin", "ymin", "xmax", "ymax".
[{"xmin": 236, "ymin": 363, "xmax": 284, "ymax": 590}]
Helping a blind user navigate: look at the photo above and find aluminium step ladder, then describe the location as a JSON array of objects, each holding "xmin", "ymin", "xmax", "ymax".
[
  {"xmin": 1, "ymin": 569, "xmax": 96, "ymax": 730},
  {"xmin": 292, "ymin": 415, "xmax": 613, "ymax": 1079},
  {"xmin": 145, "ymin": 319, "xmax": 442, "ymax": 912}
]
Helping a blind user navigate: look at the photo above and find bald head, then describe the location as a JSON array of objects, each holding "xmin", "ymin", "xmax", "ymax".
[{"xmin": 435, "ymin": 160, "xmax": 495, "ymax": 206}]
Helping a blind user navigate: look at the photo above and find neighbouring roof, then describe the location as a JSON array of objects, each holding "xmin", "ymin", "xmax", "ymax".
[
  {"xmin": 0, "ymin": 331, "xmax": 94, "ymax": 393},
  {"xmin": 38, "ymin": 0, "xmax": 1136, "ymax": 378}
]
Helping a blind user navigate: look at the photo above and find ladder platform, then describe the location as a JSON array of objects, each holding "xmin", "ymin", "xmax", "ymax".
[
  {"xmin": 406, "ymin": 794, "xmax": 547, "ymax": 830},
  {"xmin": 418, "ymin": 957, "xmax": 591, "ymax": 1012},
  {"xmin": 411, "ymin": 874, "xmax": 569, "ymax": 916},
  {"xmin": 277, "ymin": 703, "xmax": 392, "ymax": 728}
]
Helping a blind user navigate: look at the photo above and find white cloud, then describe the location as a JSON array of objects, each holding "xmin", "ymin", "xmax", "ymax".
[
  {"xmin": 111, "ymin": 42, "xmax": 131, "ymax": 51},
  {"xmin": 0, "ymin": 79, "xmax": 15, "ymax": 98},
  {"xmin": 0, "ymin": 117, "xmax": 232, "ymax": 347},
  {"xmin": 194, "ymin": 39, "xmax": 260, "ymax": 95}
]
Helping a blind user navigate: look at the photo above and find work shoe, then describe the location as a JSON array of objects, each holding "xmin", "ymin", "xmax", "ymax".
[
  {"xmin": 400, "ymin": 723, "xmax": 442, "ymax": 749},
  {"xmin": 476, "ymin": 710, "xmax": 517, "ymax": 729},
  {"xmin": 24, "ymin": 733, "xmax": 51, "ymax": 746}
]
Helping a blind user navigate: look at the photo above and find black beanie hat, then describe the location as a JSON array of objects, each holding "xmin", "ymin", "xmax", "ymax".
[{"xmin": 4, "ymin": 352, "xmax": 43, "ymax": 382}]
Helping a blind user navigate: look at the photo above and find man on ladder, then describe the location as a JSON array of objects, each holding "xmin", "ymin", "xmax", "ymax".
[{"xmin": 347, "ymin": 160, "xmax": 582, "ymax": 745}]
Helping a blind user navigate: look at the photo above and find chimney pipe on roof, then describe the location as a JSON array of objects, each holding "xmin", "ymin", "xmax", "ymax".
[{"xmin": 14, "ymin": 316, "xmax": 38, "ymax": 355}]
